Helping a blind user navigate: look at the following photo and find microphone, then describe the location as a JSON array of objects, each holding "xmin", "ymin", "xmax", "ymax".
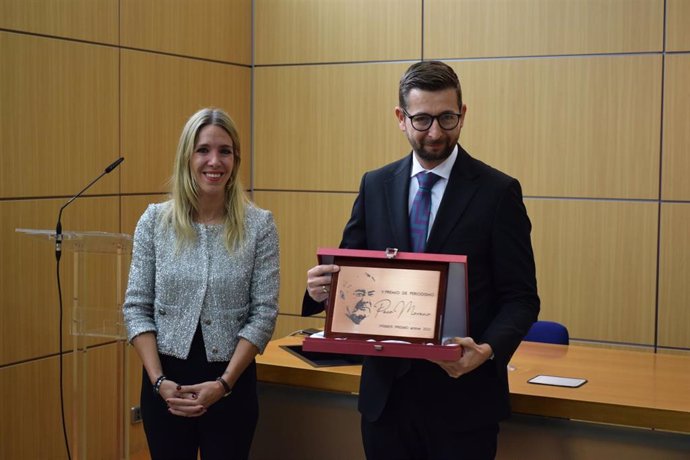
[
  {"xmin": 55, "ymin": 157, "xmax": 124, "ymax": 261},
  {"xmin": 105, "ymin": 157, "xmax": 124, "ymax": 173}
]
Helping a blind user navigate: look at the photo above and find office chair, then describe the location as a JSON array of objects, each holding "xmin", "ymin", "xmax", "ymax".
[{"xmin": 523, "ymin": 320, "xmax": 569, "ymax": 345}]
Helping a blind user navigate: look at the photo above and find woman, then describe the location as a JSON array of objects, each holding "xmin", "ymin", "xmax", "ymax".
[{"xmin": 123, "ymin": 108, "xmax": 279, "ymax": 460}]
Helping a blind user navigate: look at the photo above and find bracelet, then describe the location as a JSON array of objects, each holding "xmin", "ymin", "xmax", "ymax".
[
  {"xmin": 153, "ymin": 375, "xmax": 167, "ymax": 394},
  {"xmin": 216, "ymin": 377, "xmax": 232, "ymax": 397}
]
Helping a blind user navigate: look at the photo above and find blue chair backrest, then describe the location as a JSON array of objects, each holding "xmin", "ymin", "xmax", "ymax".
[{"xmin": 523, "ymin": 320, "xmax": 569, "ymax": 345}]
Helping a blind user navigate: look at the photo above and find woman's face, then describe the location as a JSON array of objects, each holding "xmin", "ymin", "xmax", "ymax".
[{"xmin": 190, "ymin": 124, "xmax": 235, "ymax": 199}]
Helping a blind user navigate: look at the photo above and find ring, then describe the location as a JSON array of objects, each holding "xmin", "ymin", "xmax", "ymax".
[{"xmin": 321, "ymin": 285, "xmax": 328, "ymax": 294}]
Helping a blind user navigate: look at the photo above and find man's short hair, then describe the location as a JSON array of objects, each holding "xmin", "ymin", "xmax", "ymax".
[{"xmin": 398, "ymin": 61, "xmax": 463, "ymax": 111}]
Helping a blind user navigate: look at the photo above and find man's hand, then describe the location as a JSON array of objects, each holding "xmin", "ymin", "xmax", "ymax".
[
  {"xmin": 306, "ymin": 264, "xmax": 340, "ymax": 302},
  {"xmin": 430, "ymin": 337, "xmax": 493, "ymax": 378}
]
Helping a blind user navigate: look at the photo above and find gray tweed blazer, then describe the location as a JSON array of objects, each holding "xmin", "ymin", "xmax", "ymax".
[{"xmin": 123, "ymin": 201, "xmax": 279, "ymax": 362}]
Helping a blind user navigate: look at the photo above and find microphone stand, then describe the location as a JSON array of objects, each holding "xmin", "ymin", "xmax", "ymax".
[
  {"xmin": 54, "ymin": 157, "xmax": 124, "ymax": 460},
  {"xmin": 55, "ymin": 157, "xmax": 124, "ymax": 262}
]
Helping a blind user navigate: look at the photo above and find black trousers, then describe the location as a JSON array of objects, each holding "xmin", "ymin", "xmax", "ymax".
[
  {"xmin": 140, "ymin": 327, "xmax": 258, "ymax": 460},
  {"xmin": 361, "ymin": 371, "xmax": 499, "ymax": 460}
]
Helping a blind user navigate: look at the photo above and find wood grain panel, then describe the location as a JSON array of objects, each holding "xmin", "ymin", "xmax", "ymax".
[
  {"xmin": 121, "ymin": 194, "xmax": 169, "ymax": 236},
  {"xmin": 666, "ymin": 0, "xmax": 690, "ymax": 51},
  {"xmin": 1, "ymin": 197, "xmax": 120, "ymax": 365},
  {"xmin": 568, "ymin": 341, "xmax": 656, "ymax": 353},
  {"xmin": 121, "ymin": 0, "xmax": 251, "ymax": 64},
  {"xmin": 0, "ymin": 0, "xmax": 118, "ymax": 44},
  {"xmin": 451, "ymin": 55, "xmax": 661, "ymax": 199},
  {"xmin": 662, "ymin": 54, "xmax": 690, "ymax": 201},
  {"xmin": 526, "ymin": 198, "xmax": 658, "ymax": 345},
  {"xmin": 253, "ymin": 191, "xmax": 357, "ymax": 315},
  {"xmin": 254, "ymin": 63, "xmax": 411, "ymax": 191},
  {"xmin": 255, "ymin": 0, "xmax": 421, "ymax": 65},
  {"xmin": 425, "ymin": 0, "xmax": 663, "ymax": 59},
  {"xmin": 127, "ymin": 345, "xmax": 147, "ymax": 458},
  {"xmin": 0, "ymin": 345, "xmax": 120, "ymax": 459},
  {"xmin": 0, "ymin": 32, "xmax": 119, "ymax": 199},
  {"xmin": 659, "ymin": 203, "xmax": 690, "ymax": 349},
  {"xmin": 659, "ymin": 348, "xmax": 690, "ymax": 357},
  {"xmin": 121, "ymin": 50, "xmax": 251, "ymax": 195}
]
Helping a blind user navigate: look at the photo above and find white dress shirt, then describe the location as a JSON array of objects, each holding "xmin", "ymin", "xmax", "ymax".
[{"xmin": 408, "ymin": 145, "xmax": 459, "ymax": 238}]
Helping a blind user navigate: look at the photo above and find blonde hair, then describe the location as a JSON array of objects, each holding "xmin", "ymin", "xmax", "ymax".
[{"xmin": 164, "ymin": 108, "xmax": 248, "ymax": 252}]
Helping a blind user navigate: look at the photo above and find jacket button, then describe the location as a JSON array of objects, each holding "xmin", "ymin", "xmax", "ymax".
[
  {"xmin": 158, "ymin": 308, "xmax": 166, "ymax": 315},
  {"xmin": 204, "ymin": 319, "xmax": 212, "ymax": 325},
  {"xmin": 211, "ymin": 347, "xmax": 218, "ymax": 354}
]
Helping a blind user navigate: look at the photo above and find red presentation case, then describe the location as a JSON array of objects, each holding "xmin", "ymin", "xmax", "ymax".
[{"xmin": 302, "ymin": 248, "xmax": 469, "ymax": 361}]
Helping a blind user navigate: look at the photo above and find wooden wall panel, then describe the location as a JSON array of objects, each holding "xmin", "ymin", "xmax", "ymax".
[
  {"xmin": 0, "ymin": 32, "xmax": 119, "ymax": 199},
  {"xmin": 121, "ymin": 194, "xmax": 168, "ymax": 236},
  {"xmin": 658, "ymin": 204, "xmax": 690, "ymax": 349},
  {"xmin": 127, "ymin": 346, "xmax": 147, "ymax": 457},
  {"xmin": 0, "ymin": 345, "xmax": 120, "ymax": 459},
  {"xmin": 666, "ymin": 0, "xmax": 690, "ymax": 51},
  {"xmin": 121, "ymin": 50, "xmax": 251, "ymax": 195},
  {"xmin": 662, "ymin": 54, "xmax": 690, "ymax": 201},
  {"xmin": 254, "ymin": 63, "xmax": 411, "ymax": 191},
  {"xmin": 0, "ymin": 197, "xmax": 120, "ymax": 365},
  {"xmin": 527, "ymin": 199, "xmax": 658, "ymax": 345},
  {"xmin": 452, "ymin": 55, "xmax": 662, "ymax": 199},
  {"xmin": 255, "ymin": 0, "xmax": 421, "ymax": 65},
  {"xmin": 0, "ymin": 357, "xmax": 71, "ymax": 459},
  {"xmin": 425, "ymin": 0, "xmax": 663, "ymax": 59},
  {"xmin": 253, "ymin": 191, "xmax": 357, "ymax": 315},
  {"xmin": 121, "ymin": 0, "xmax": 251, "ymax": 64},
  {"xmin": 0, "ymin": 0, "xmax": 118, "ymax": 44}
]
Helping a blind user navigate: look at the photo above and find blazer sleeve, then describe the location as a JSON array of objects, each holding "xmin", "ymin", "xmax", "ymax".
[
  {"xmin": 122, "ymin": 204, "xmax": 158, "ymax": 343},
  {"xmin": 238, "ymin": 210, "xmax": 280, "ymax": 353},
  {"xmin": 481, "ymin": 179, "xmax": 540, "ymax": 362}
]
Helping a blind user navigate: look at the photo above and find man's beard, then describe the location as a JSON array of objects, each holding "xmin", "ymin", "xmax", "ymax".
[{"xmin": 413, "ymin": 140, "xmax": 455, "ymax": 164}]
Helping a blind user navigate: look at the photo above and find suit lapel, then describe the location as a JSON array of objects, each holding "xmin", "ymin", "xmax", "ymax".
[
  {"xmin": 426, "ymin": 146, "xmax": 480, "ymax": 253},
  {"xmin": 384, "ymin": 156, "xmax": 413, "ymax": 251}
]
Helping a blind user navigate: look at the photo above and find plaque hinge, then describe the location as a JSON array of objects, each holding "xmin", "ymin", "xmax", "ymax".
[{"xmin": 385, "ymin": 247, "xmax": 399, "ymax": 259}]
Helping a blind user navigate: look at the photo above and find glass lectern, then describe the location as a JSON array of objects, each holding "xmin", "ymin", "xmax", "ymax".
[{"xmin": 16, "ymin": 228, "xmax": 133, "ymax": 460}]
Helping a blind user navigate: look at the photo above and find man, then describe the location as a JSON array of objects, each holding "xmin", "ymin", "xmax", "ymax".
[{"xmin": 303, "ymin": 61, "xmax": 539, "ymax": 459}]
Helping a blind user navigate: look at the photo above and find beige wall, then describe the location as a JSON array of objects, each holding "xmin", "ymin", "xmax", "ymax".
[{"xmin": 1, "ymin": 0, "xmax": 689, "ymax": 457}]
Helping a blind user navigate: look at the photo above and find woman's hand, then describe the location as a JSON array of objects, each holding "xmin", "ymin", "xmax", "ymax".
[
  {"xmin": 157, "ymin": 379, "xmax": 206, "ymax": 418},
  {"xmin": 165, "ymin": 380, "xmax": 225, "ymax": 418}
]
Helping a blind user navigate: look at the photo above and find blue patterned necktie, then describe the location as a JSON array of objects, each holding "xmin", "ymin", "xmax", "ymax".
[{"xmin": 409, "ymin": 172, "xmax": 441, "ymax": 253}]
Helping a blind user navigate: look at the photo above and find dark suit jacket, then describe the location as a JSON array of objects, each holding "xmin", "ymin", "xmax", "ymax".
[{"xmin": 303, "ymin": 145, "xmax": 539, "ymax": 428}]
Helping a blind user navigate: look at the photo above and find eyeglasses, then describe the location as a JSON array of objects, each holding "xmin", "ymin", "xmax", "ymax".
[{"xmin": 402, "ymin": 109, "xmax": 462, "ymax": 131}]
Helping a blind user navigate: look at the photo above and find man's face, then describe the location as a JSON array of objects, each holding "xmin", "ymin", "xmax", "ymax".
[
  {"xmin": 395, "ymin": 88, "xmax": 466, "ymax": 169},
  {"xmin": 352, "ymin": 288, "xmax": 375, "ymax": 311}
]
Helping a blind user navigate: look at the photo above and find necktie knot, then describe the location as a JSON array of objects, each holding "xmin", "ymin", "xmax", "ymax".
[{"xmin": 416, "ymin": 172, "xmax": 440, "ymax": 190}]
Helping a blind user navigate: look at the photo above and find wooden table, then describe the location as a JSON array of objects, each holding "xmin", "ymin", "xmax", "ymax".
[
  {"xmin": 507, "ymin": 341, "xmax": 690, "ymax": 433},
  {"xmin": 257, "ymin": 336, "xmax": 690, "ymax": 433}
]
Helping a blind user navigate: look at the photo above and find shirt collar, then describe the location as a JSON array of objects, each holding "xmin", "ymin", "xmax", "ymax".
[{"xmin": 410, "ymin": 144, "xmax": 459, "ymax": 180}]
